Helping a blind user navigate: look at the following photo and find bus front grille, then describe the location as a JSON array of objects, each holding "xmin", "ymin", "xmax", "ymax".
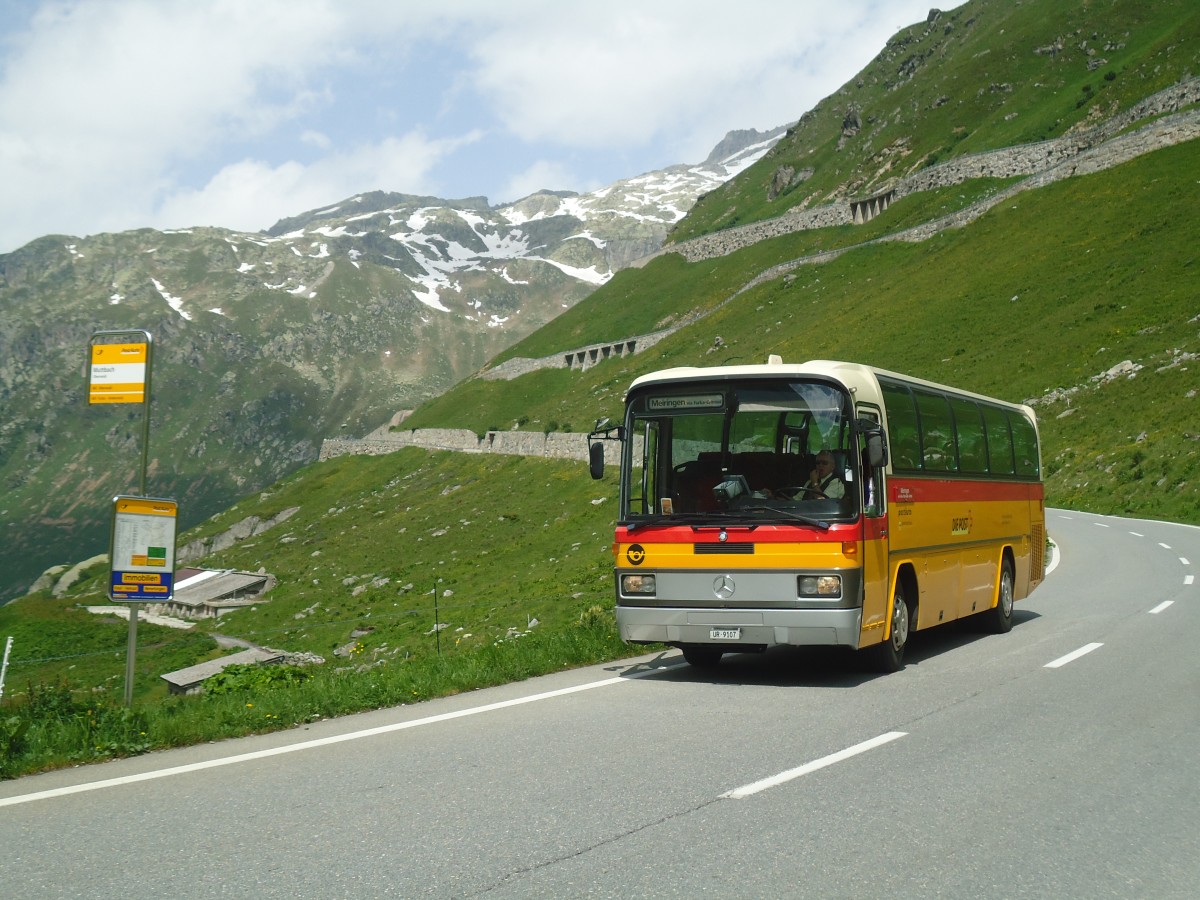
[{"xmin": 694, "ymin": 543, "xmax": 755, "ymax": 555}]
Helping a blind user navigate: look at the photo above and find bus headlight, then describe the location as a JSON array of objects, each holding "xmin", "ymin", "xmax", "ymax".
[
  {"xmin": 621, "ymin": 574, "xmax": 657, "ymax": 596},
  {"xmin": 798, "ymin": 575, "xmax": 841, "ymax": 598}
]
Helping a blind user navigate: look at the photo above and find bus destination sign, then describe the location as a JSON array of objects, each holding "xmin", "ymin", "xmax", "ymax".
[{"xmin": 648, "ymin": 394, "xmax": 724, "ymax": 411}]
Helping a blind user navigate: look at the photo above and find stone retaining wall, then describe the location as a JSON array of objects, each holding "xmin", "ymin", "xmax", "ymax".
[
  {"xmin": 673, "ymin": 77, "xmax": 1200, "ymax": 264},
  {"xmin": 320, "ymin": 428, "xmax": 595, "ymax": 462},
  {"xmin": 481, "ymin": 329, "xmax": 674, "ymax": 381}
]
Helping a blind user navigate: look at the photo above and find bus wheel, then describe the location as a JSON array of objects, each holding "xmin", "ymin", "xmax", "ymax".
[
  {"xmin": 681, "ymin": 645, "xmax": 724, "ymax": 668},
  {"xmin": 868, "ymin": 581, "xmax": 910, "ymax": 673},
  {"xmin": 981, "ymin": 559, "xmax": 1015, "ymax": 634}
]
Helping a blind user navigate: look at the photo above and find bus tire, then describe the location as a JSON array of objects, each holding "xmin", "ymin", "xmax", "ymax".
[
  {"xmin": 868, "ymin": 581, "xmax": 911, "ymax": 673},
  {"xmin": 681, "ymin": 645, "xmax": 724, "ymax": 668},
  {"xmin": 981, "ymin": 558, "xmax": 1015, "ymax": 634}
]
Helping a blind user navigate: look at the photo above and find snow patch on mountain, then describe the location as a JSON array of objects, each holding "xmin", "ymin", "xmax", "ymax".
[{"xmin": 151, "ymin": 277, "xmax": 192, "ymax": 321}]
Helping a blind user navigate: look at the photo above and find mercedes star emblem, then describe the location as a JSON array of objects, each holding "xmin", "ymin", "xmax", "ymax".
[{"xmin": 713, "ymin": 575, "xmax": 736, "ymax": 600}]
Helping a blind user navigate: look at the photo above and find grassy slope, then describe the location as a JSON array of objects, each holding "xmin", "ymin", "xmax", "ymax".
[
  {"xmin": 672, "ymin": 0, "xmax": 1200, "ymax": 242},
  {"xmin": 0, "ymin": 449, "xmax": 623, "ymax": 704}
]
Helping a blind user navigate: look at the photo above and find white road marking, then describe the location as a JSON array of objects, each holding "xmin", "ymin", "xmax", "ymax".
[
  {"xmin": 1045, "ymin": 643, "xmax": 1104, "ymax": 669},
  {"xmin": 1186, "ymin": 575, "xmax": 1195, "ymax": 586},
  {"xmin": 1149, "ymin": 601, "xmax": 1174, "ymax": 614},
  {"xmin": 1129, "ymin": 531, "xmax": 1144, "ymax": 537},
  {"xmin": 0, "ymin": 672, "xmax": 649, "ymax": 809},
  {"xmin": 1045, "ymin": 539, "xmax": 1062, "ymax": 576},
  {"xmin": 1180, "ymin": 557, "xmax": 1190, "ymax": 566},
  {"xmin": 722, "ymin": 732, "xmax": 907, "ymax": 799},
  {"xmin": 1094, "ymin": 522, "xmax": 1110, "ymax": 528},
  {"xmin": 1159, "ymin": 542, "xmax": 1172, "ymax": 550}
]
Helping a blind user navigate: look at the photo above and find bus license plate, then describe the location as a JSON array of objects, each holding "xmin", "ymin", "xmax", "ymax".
[{"xmin": 710, "ymin": 628, "xmax": 741, "ymax": 641}]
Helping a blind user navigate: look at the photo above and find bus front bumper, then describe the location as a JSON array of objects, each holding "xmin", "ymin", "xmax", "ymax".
[{"xmin": 616, "ymin": 606, "xmax": 863, "ymax": 649}]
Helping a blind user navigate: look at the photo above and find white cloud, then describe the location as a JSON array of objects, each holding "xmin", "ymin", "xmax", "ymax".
[
  {"xmin": 0, "ymin": 0, "xmax": 962, "ymax": 252},
  {"xmin": 468, "ymin": 0, "xmax": 949, "ymax": 164},
  {"xmin": 500, "ymin": 160, "xmax": 582, "ymax": 205},
  {"xmin": 301, "ymin": 130, "xmax": 333, "ymax": 151},
  {"xmin": 0, "ymin": 0, "xmax": 358, "ymax": 247},
  {"xmin": 156, "ymin": 130, "xmax": 484, "ymax": 233}
]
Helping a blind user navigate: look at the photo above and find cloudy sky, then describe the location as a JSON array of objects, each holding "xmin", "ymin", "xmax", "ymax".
[{"xmin": 0, "ymin": 0, "xmax": 965, "ymax": 254}]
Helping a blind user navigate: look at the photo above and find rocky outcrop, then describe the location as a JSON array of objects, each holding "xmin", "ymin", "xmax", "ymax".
[{"xmin": 176, "ymin": 506, "xmax": 301, "ymax": 564}]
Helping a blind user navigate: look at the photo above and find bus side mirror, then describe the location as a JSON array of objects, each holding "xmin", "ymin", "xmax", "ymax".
[
  {"xmin": 866, "ymin": 432, "xmax": 888, "ymax": 468},
  {"xmin": 589, "ymin": 442, "xmax": 605, "ymax": 480}
]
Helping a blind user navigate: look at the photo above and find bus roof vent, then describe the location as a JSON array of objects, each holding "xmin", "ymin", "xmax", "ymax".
[{"xmin": 767, "ymin": 354, "xmax": 783, "ymax": 365}]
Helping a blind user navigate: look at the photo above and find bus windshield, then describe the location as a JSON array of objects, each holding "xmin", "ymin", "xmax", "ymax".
[{"xmin": 622, "ymin": 378, "xmax": 860, "ymax": 525}]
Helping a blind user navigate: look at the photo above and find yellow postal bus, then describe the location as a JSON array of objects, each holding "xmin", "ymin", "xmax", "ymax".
[{"xmin": 588, "ymin": 358, "xmax": 1045, "ymax": 670}]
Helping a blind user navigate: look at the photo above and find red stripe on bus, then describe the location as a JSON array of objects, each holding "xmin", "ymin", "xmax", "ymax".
[
  {"xmin": 863, "ymin": 516, "xmax": 888, "ymax": 541},
  {"xmin": 616, "ymin": 523, "xmax": 863, "ymax": 544},
  {"xmin": 889, "ymin": 477, "xmax": 1044, "ymax": 503}
]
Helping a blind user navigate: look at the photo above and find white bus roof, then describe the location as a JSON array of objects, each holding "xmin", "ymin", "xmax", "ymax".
[{"xmin": 627, "ymin": 359, "xmax": 1034, "ymax": 415}]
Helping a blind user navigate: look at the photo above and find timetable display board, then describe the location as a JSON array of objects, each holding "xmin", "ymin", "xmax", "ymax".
[{"xmin": 109, "ymin": 496, "xmax": 177, "ymax": 601}]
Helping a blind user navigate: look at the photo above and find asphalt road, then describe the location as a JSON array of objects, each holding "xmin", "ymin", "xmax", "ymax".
[{"xmin": 2, "ymin": 508, "xmax": 1197, "ymax": 898}]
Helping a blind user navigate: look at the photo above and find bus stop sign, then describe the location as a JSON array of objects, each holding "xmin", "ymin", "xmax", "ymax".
[{"xmin": 89, "ymin": 340, "xmax": 148, "ymax": 404}]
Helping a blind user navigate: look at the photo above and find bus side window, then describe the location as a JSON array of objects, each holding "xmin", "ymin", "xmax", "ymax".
[
  {"xmin": 880, "ymin": 380, "xmax": 920, "ymax": 472},
  {"xmin": 1009, "ymin": 411, "xmax": 1040, "ymax": 478},
  {"xmin": 982, "ymin": 405, "xmax": 1015, "ymax": 475},
  {"xmin": 629, "ymin": 418, "xmax": 660, "ymax": 514},
  {"xmin": 857, "ymin": 410, "xmax": 886, "ymax": 517},
  {"xmin": 951, "ymin": 397, "xmax": 988, "ymax": 474},
  {"xmin": 915, "ymin": 390, "xmax": 958, "ymax": 472}
]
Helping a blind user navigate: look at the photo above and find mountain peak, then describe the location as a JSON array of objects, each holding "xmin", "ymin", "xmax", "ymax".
[{"xmin": 265, "ymin": 191, "xmax": 493, "ymax": 237}]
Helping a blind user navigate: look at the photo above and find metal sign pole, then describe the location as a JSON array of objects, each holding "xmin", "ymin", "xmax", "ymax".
[
  {"xmin": 89, "ymin": 330, "xmax": 165, "ymax": 706},
  {"xmin": 108, "ymin": 496, "xmax": 177, "ymax": 706},
  {"xmin": 0, "ymin": 636, "xmax": 12, "ymax": 702},
  {"xmin": 123, "ymin": 611, "xmax": 138, "ymax": 707},
  {"xmin": 138, "ymin": 336, "xmax": 153, "ymax": 496}
]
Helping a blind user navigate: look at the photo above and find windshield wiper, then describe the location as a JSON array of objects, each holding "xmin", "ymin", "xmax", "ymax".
[
  {"xmin": 625, "ymin": 511, "xmax": 747, "ymax": 531},
  {"xmin": 625, "ymin": 507, "xmax": 832, "ymax": 531},
  {"xmin": 734, "ymin": 504, "xmax": 832, "ymax": 530}
]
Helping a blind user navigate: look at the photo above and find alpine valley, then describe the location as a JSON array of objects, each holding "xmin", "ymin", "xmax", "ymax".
[{"xmin": 0, "ymin": 129, "xmax": 783, "ymax": 602}]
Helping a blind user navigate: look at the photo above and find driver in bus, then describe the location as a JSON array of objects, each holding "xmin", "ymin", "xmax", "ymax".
[{"xmin": 806, "ymin": 449, "xmax": 845, "ymax": 499}]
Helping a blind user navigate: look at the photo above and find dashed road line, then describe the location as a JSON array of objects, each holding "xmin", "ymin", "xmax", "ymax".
[
  {"xmin": 722, "ymin": 732, "xmax": 908, "ymax": 799},
  {"xmin": 1045, "ymin": 643, "xmax": 1104, "ymax": 669}
]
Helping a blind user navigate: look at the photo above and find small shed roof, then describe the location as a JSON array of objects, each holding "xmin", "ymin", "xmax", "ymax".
[
  {"xmin": 170, "ymin": 571, "xmax": 269, "ymax": 609},
  {"xmin": 161, "ymin": 648, "xmax": 284, "ymax": 691}
]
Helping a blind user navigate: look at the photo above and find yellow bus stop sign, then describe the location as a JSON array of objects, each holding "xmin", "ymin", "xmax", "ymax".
[{"xmin": 89, "ymin": 342, "xmax": 147, "ymax": 404}]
